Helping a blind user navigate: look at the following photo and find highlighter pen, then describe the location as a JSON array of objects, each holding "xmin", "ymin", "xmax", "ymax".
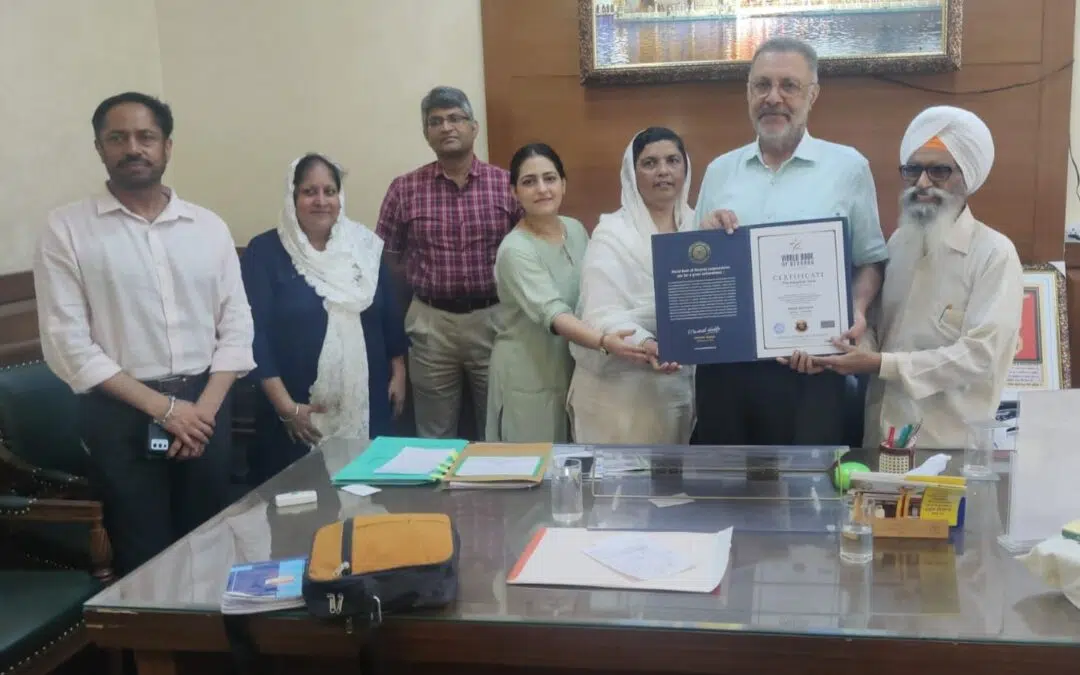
[{"xmin": 895, "ymin": 425, "xmax": 911, "ymax": 448}]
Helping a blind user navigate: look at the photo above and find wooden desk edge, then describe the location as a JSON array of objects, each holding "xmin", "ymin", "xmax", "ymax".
[{"xmin": 83, "ymin": 607, "xmax": 1080, "ymax": 674}]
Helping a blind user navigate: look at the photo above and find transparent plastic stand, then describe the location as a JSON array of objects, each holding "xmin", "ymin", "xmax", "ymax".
[{"xmin": 586, "ymin": 444, "xmax": 848, "ymax": 534}]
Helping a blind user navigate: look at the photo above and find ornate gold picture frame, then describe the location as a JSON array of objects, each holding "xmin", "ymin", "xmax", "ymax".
[
  {"xmin": 579, "ymin": 0, "xmax": 964, "ymax": 86},
  {"xmin": 1002, "ymin": 263, "xmax": 1071, "ymax": 401}
]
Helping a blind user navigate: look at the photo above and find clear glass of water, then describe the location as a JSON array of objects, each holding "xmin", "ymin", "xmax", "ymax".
[
  {"xmin": 964, "ymin": 418, "xmax": 1009, "ymax": 478},
  {"xmin": 839, "ymin": 493, "xmax": 874, "ymax": 565},
  {"xmin": 551, "ymin": 458, "xmax": 584, "ymax": 525}
]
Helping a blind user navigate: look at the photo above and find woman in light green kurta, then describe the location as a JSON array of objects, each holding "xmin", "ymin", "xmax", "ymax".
[{"xmin": 486, "ymin": 144, "xmax": 649, "ymax": 443}]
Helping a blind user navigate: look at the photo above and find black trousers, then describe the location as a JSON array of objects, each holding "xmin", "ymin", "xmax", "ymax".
[
  {"xmin": 79, "ymin": 372, "xmax": 233, "ymax": 576},
  {"xmin": 693, "ymin": 360, "xmax": 847, "ymax": 446}
]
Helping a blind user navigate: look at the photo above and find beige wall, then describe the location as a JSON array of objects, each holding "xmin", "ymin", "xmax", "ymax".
[
  {"xmin": 155, "ymin": 0, "xmax": 487, "ymax": 244},
  {"xmin": 0, "ymin": 0, "xmax": 163, "ymax": 274},
  {"xmin": 0, "ymin": 0, "xmax": 486, "ymax": 274}
]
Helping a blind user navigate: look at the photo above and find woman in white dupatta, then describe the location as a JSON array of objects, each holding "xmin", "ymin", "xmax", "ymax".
[
  {"xmin": 240, "ymin": 154, "xmax": 408, "ymax": 484},
  {"xmin": 567, "ymin": 128, "xmax": 697, "ymax": 444}
]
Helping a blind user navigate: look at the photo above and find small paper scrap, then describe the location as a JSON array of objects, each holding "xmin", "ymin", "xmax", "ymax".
[
  {"xmin": 649, "ymin": 492, "xmax": 694, "ymax": 508},
  {"xmin": 341, "ymin": 484, "xmax": 381, "ymax": 497}
]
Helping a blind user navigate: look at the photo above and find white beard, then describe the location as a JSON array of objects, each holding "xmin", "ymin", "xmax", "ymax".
[{"xmin": 898, "ymin": 187, "xmax": 965, "ymax": 255}]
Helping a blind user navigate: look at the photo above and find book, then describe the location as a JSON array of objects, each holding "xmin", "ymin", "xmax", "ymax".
[
  {"xmin": 332, "ymin": 436, "xmax": 468, "ymax": 485},
  {"xmin": 221, "ymin": 557, "xmax": 307, "ymax": 615}
]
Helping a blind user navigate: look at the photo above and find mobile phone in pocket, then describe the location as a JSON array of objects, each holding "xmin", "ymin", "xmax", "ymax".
[{"xmin": 147, "ymin": 422, "xmax": 172, "ymax": 458}]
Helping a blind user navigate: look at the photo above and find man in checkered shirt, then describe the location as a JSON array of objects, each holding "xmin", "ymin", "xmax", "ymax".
[{"xmin": 376, "ymin": 86, "xmax": 521, "ymax": 439}]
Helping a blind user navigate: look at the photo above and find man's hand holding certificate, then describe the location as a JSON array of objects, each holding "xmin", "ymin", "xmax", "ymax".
[{"xmin": 650, "ymin": 217, "xmax": 854, "ymax": 366}]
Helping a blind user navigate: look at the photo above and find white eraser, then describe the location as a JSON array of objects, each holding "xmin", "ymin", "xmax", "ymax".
[{"xmin": 274, "ymin": 490, "xmax": 318, "ymax": 508}]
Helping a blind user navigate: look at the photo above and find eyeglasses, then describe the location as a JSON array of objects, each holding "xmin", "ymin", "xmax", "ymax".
[
  {"xmin": 748, "ymin": 77, "xmax": 814, "ymax": 99},
  {"xmin": 426, "ymin": 114, "xmax": 471, "ymax": 129},
  {"xmin": 899, "ymin": 163, "xmax": 955, "ymax": 183}
]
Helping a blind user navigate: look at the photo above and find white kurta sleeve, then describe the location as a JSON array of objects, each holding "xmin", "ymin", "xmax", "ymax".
[{"xmin": 878, "ymin": 247, "xmax": 1023, "ymax": 400}]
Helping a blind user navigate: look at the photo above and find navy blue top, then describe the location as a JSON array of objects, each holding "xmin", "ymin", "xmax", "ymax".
[{"xmin": 240, "ymin": 230, "xmax": 408, "ymax": 455}]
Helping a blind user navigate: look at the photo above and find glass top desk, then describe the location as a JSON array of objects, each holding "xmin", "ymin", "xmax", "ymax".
[{"xmin": 84, "ymin": 440, "xmax": 1080, "ymax": 675}]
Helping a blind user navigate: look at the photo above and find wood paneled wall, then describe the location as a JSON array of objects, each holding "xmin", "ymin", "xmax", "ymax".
[
  {"xmin": 480, "ymin": 0, "xmax": 1080, "ymax": 383},
  {"xmin": 0, "ymin": 272, "xmax": 40, "ymax": 366},
  {"xmin": 480, "ymin": 0, "xmax": 1073, "ymax": 261}
]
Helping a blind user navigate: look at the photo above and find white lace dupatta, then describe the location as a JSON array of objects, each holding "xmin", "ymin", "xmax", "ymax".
[{"xmin": 277, "ymin": 156, "xmax": 383, "ymax": 442}]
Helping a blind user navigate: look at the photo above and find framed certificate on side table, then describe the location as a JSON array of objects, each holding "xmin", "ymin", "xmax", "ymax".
[
  {"xmin": 1001, "ymin": 263, "xmax": 1071, "ymax": 401},
  {"xmin": 651, "ymin": 218, "xmax": 854, "ymax": 365}
]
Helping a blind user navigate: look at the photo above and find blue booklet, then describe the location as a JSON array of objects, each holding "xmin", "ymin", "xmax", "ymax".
[
  {"xmin": 221, "ymin": 557, "xmax": 307, "ymax": 614},
  {"xmin": 651, "ymin": 219, "xmax": 853, "ymax": 365}
]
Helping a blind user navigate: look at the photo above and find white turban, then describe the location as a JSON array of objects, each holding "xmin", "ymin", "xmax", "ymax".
[{"xmin": 899, "ymin": 106, "xmax": 995, "ymax": 194}]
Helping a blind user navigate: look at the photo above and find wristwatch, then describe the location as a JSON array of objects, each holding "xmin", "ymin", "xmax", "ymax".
[{"xmin": 598, "ymin": 333, "xmax": 610, "ymax": 355}]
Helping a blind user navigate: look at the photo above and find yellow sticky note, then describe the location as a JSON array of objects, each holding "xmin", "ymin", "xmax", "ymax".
[{"xmin": 920, "ymin": 487, "xmax": 961, "ymax": 526}]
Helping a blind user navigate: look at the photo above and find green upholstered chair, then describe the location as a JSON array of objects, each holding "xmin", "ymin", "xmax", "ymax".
[
  {"xmin": 0, "ymin": 361, "xmax": 100, "ymax": 571},
  {"xmin": 0, "ymin": 361, "xmax": 114, "ymax": 675},
  {"xmin": 0, "ymin": 567, "xmax": 101, "ymax": 675}
]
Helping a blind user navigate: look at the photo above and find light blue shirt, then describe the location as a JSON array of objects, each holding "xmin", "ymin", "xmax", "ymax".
[{"xmin": 694, "ymin": 133, "xmax": 888, "ymax": 267}]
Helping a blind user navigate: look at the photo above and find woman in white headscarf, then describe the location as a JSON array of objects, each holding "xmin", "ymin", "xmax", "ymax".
[
  {"xmin": 567, "ymin": 127, "xmax": 697, "ymax": 444},
  {"xmin": 240, "ymin": 154, "xmax": 408, "ymax": 485}
]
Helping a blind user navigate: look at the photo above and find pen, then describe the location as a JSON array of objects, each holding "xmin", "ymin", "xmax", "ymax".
[
  {"xmin": 904, "ymin": 422, "xmax": 922, "ymax": 448},
  {"xmin": 886, "ymin": 427, "xmax": 896, "ymax": 448}
]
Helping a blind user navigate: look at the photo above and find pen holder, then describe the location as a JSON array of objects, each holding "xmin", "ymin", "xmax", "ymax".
[{"xmin": 879, "ymin": 443, "xmax": 915, "ymax": 474}]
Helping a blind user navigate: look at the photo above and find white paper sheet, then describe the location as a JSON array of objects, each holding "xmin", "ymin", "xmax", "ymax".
[
  {"xmin": 508, "ymin": 527, "xmax": 732, "ymax": 594},
  {"xmin": 455, "ymin": 456, "xmax": 541, "ymax": 477},
  {"xmin": 585, "ymin": 533, "xmax": 693, "ymax": 580},
  {"xmin": 906, "ymin": 453, "xmax": 950, "ymax": 476},
  {"xmin": 373, "ymin": 447, "xmax": 454, "ymax": 475}
]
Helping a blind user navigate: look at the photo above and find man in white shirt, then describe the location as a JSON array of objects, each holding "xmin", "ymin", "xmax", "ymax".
[
  {"xmin": 34, "ymin": 92, "xmax": 255, "ymax": 574},
  {"xmin": 694, "ymin": 37, "xmax": 888, "ymax": 446},
  {"xmin": 791, "ymin": 105, "xmax": 1024, "ymax": 449}
]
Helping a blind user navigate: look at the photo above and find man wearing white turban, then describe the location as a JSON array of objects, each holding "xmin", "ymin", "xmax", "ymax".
[{"xmin": 799, "ymin": 105, "xmax": 1024, "ymax": 449}]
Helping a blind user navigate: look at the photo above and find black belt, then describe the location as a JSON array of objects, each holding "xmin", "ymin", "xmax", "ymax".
[
  {"xmin": 417, "ymin": 296, "xmax": 498, "ymax": 314},
  {"xmin": 141, "ymin": 371, "xmax": 209, "ymax": 396}
]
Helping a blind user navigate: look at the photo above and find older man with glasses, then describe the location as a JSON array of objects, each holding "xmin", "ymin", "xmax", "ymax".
[
  {"xmin": 790, "ymin": 105, "xmax": 1023, "ymax": 449},
  {"xmin": 693, "ymin": 36, "xmax": 889, "ymax": 447}
]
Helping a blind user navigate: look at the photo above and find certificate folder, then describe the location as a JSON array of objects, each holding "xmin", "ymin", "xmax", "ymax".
[
  {"xmin": 651, "ymin": 218, "xmax": 854, "ymax": 365},
  {"xmin": 442, "ymin": 442, "xmax": 553, "ymax": 489}
]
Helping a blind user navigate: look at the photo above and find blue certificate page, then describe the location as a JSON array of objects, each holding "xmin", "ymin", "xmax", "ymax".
[{"xmin": 651, "ymin": 229, "xmax": 756, "ymax": 364}]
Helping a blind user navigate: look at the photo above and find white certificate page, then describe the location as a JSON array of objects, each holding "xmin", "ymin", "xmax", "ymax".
[{"xmin": 749, "ymin": 220, "xmax": 850, "ymax": 358}]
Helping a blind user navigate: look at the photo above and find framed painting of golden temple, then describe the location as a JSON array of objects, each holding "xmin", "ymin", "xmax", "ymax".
[{"xmin": 579, "ymin": 0, "xmax": 964, "ymax": 85}]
